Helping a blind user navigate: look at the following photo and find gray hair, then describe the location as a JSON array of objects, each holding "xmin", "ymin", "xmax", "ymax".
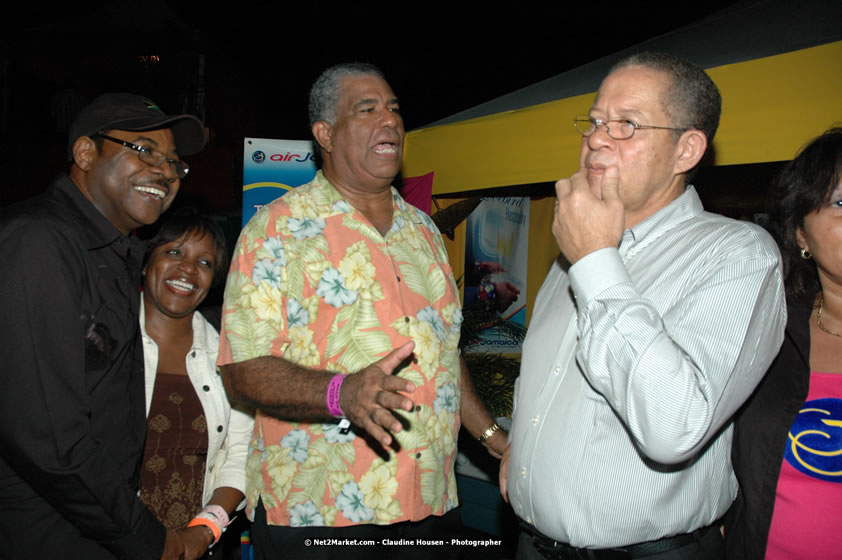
[
  {"xmin": 308, "ymin": 62, "xmax": 386, "ymax": 127},
  {"xmin": 609, "ymin": 52, "xmax": 722, "ymax": 145}
]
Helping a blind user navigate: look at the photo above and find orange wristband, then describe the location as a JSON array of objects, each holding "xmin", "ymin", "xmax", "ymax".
[{"xmin": 188, "ymin": 516, "xmax": 221, "ymax": 545}]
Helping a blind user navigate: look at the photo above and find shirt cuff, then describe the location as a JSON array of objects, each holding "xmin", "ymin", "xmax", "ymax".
[{"xmin": 568, "ymin": 247, "xmax": 631, "ymax": 304}]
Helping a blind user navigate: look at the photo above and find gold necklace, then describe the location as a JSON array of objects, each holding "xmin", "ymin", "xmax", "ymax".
[{"xmin": 817, "ymin": 293, "xmax": 842, "ymax": 338}]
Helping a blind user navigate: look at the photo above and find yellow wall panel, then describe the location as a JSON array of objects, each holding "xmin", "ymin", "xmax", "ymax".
[{"xmin": 405, "ymin": 41, "xmax": 842, "ymax": 195}]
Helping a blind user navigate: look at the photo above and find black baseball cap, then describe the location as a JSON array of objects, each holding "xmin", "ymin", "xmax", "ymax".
[{"xmin": 68, "ymin": 93, "xmax": 207, "ymax": 158}]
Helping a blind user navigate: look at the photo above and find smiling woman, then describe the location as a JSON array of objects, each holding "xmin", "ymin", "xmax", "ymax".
[
  {"xmin": 139, "ymin": 210, "xmax": 253, "ymax": 560},
  {"xmin": 144, "ymin": 228, "xmax": 218, "ymax": 320}
]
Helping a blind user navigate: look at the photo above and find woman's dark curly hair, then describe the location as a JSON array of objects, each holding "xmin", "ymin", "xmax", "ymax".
[
  {"xmin": 145, "ymin": 208, "xmax": 229, "ymax": 287},
  {"xmin": 768, "ymin": 127, "xmax": 842, "ymax": 305}
]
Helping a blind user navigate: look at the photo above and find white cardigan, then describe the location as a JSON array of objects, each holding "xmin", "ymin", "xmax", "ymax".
[{"xmin": 140, "ymin": 295, "xmax": 253, "ymax": 507}]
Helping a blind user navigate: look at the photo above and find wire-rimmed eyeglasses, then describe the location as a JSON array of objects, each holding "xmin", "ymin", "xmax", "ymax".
[{"xmin": 573, "ymin": 115, "xmax": 687, "ymax": 140}]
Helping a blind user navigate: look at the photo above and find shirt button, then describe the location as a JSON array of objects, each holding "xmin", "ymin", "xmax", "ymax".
[
  {"xmin": 553, "ymin": 366, "xmax": 561, "ymax": 375},
  {"xmin": 526, "ymin": 516, "xmax": 533, "ymax": 524},
  {"xmin": 203, "ymin": 385, "xmax": 210, "ymax": 392},
  {"xmin": 191, "ymin": 351, "xmax": 197, "ymax": 358},
  {"xmin": 405, "ymin": 317, "xmax": 410, "ymax": 323},
  {"xmin": 520, "ymin": 467, "xmax": 527, "ymax": 478},
  {"xmin": 217, "ymin": 425, "xmax": 223, "ymax": 433},
  {"xmin": 532, "ymin": 415, "xmax": 539, "ymax": 425}
]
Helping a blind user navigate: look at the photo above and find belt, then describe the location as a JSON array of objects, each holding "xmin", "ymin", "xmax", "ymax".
[{"xmin": 520, "ymin": 521, "xmax": 719, "ymax": 560}]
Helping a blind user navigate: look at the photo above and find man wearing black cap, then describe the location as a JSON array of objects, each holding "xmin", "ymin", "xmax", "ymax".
[{"xmin": 0, "ymin": 93, "xmax": 206, "ymax": 559}]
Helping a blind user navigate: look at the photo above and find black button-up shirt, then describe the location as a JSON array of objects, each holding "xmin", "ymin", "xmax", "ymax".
[{"xmin": 0, "ymin": 176, "xmax": 165, "ymax": 558}]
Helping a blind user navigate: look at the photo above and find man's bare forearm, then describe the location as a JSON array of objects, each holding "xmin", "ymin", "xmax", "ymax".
[
  {"xmin": 220, "ymin": 357, "xmax": 334, "ymax": 421},
  {"xmin": 459, "ymin": 358, "xmax": 507, "ymax": 457},
  {"xmin": 219, "ymin": 344, "xmax": 417, "ymax": 448}
]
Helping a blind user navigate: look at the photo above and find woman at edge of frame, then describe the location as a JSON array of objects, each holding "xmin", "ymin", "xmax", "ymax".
[{"xmin": 726, "ymin": 127, "xmax": 842, "ymax": 559}]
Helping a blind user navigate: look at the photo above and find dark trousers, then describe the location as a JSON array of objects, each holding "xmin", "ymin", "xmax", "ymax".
[
  {"xmin": 252, "ymin": 499, "xmax": 482, "ymax": 560},
  {"xmin": 0, "ymin": 490, "xmax": 118, "ymax": 559},
  {"xmin": 515, "ymin": 524, "xmax": 724, "ymax": 560}
]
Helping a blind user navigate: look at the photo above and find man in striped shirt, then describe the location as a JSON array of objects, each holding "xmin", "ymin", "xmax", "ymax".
[{"xmin": 502, "ymin": 52, "xmax": 785, "ymax": 559}]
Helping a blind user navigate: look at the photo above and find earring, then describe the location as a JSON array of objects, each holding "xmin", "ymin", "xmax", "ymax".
[{"xmin": 800, "ymin": 248, "xmax": 812, "ymax": 260}]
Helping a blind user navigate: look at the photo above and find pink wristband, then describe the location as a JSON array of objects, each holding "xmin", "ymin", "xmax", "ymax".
[
  {"xmin": 203, "ymin": 504, "xmax": 230, "ymax": 528},
  {"xmin": 327, "ymin": 374, "xmax": 346, "ymax": 417}
]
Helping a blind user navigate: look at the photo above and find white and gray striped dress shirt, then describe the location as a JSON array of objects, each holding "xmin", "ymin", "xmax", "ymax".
[{"xmin": 507, "ymin": 186, "xmax": 786, "ymax": 548}]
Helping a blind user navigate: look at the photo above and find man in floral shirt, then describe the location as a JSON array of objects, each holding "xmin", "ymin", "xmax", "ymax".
[{"xmin": 218, "ymin": 63, "xmax": 505, "ymax": 558}]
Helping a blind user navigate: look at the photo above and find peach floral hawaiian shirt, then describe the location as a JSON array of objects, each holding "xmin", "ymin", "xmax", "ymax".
[{"xmin": 219, "ymin": 171, "xmax": 463, "ymax": 527}]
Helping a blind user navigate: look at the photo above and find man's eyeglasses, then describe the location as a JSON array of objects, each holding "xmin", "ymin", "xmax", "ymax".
[
  {"xmin": 573, "ymin": 115, "xmax": 687, "ymax": 140},
  {"xmin": 96, "ymin": 133, "xmax": 190, "ymax": 178}
]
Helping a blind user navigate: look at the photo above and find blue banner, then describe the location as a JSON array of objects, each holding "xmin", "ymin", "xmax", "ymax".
[{"xmin": 242, "ymin": 138, "xmax": 317, "ymax": 226}]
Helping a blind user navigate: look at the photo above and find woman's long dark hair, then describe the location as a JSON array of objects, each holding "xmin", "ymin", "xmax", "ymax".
[{"xmin": 768, "ymin": 127, "xmax": 842, "ymax": 305}]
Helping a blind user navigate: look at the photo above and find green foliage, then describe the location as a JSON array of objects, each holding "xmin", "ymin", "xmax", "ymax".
[
  {"xmin": 460, "ymin": 302, "xmax": 525, "ymax": 417},
  {"xmin": 463, "ymin": 352, "xmax": 520, "ymax": 418}
]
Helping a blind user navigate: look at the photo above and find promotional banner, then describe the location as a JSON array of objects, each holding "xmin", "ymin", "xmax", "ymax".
[
  {"xmin": 242, "ymin": 138, "xmax": 317, "ymax": 226},
  {"xmin": 463, "ymin": 197, "xmax": 529, "ymax": 353}
]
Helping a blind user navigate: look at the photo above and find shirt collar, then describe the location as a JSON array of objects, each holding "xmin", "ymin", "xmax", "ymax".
[
  {"xmin": 314, "ymin": 169, "xmax": 422, "ymax": 233},
  {"xmin": 620, "ymin": 185, "xmax": 704, "ymax": 254},
  {"xmin": 53, "ymin": 175, "xmax": 145, "ymax": 264},
  {"xmin": 53, "ymin": 175, "xmax": 124, "ymax": 249}
]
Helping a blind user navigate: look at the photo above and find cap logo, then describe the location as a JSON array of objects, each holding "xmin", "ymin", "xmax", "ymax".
[{"xmin": 143, "ymin": 99, "xmax": 163, "ymax": 113}]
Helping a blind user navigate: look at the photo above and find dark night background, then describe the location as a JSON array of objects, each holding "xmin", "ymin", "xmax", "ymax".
[{"xmin": 0, "ymin": 0, "xmax": 746, "ymax": 215}]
